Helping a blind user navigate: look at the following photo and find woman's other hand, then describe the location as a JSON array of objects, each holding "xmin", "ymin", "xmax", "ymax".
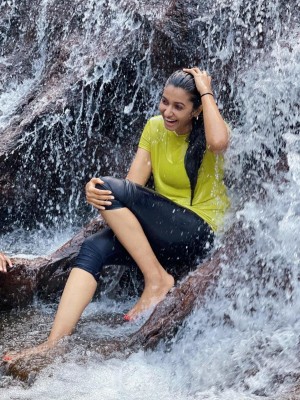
[
  {"xmin": 85, "ymin": 177, "xmax": 114, "ymax": 210},
  {"xmin": 0, "ymin": 252, "xmax": 13, "ymax": 273},
  {"xmin": 183, "ymin": 67, "xmax": 229, "ymax": 153},
  {"xmin": 183, "ymin": 67, "xmax": 212, "ymax": 96}
]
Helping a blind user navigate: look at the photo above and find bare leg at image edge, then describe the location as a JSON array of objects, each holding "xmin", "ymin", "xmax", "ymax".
[{"xmin": 3, "ymin": 207, "xmax": 174, "ymax": 362}]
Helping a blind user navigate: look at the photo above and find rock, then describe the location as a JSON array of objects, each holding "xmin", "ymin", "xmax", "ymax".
[
  {"xmin": 0, "ymin": 0, "xmax": 199, "ymax": 233},
  {"xmin": 126, "ymin": 221, "xmax": 253, "ymax": 349},
  {"xmin": 0, "ymin": 217, "xmax": 105, "ymax": 311},
  {"xmin": 2, "ymin": 221, "xmax": 252, "ymax": 383}
]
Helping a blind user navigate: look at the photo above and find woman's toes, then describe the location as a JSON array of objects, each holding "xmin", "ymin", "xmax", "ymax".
[{"xmin": 2, "ymin": 355, "xmax": 13, "ymax": 362}]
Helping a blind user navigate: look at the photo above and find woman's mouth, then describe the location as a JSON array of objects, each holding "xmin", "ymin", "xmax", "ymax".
[{"xmin": 164, "ymin": 118, "xmax": 177, "ymax": 128}]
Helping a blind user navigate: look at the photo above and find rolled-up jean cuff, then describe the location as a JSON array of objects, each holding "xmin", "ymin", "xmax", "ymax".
[
  {"xmin": 74, "ymin": 263, "xmax": 100, "ymax": 282},
  {"xmin": 75, "ymin": 237, "xmax": 105, "ymax": 281}
]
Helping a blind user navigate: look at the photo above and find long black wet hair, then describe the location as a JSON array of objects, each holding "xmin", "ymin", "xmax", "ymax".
[{"xmin": 164, "ymin": 70, "xmax": 206, "ymax": 205}]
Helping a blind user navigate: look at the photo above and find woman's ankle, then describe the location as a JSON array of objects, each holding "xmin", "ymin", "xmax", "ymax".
[{"xmin": 144, "ymin": 268, "xmax": 173, "ymax": 285}]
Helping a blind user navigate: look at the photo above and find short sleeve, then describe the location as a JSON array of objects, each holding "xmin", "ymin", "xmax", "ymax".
[{"xmin": 138, "ymin": 120, "xmax": 151, "ymax": 152}]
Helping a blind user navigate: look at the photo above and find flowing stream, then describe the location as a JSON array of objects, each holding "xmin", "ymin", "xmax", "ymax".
[{"xmin": 0, "ymin": 0, "xmax": 300, "ymax": 398}]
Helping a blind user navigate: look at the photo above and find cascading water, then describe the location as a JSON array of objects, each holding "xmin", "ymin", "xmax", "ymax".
[
  {"xmin": 0, "ymin": 0, "xmax": 162, "ymax": 254},
  {"xmin": 1, "ymin": 0, "xmax": 300, "ymax": 398}
]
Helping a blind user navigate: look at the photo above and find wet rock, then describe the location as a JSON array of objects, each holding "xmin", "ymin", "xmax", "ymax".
[
  {"xmin": 0, "ymin": 217, "xmax": 105, "ymax": 311},
  {"xmin": 2, "ymin": 343, "xmax": 68, "ymax": 384},
  {"xmin": 126, "ymin": 221, "xmax": 253, "ymax": 349},
  {"xmin": 0, "ymin": 0, "xmax": 197, "ymax": 233},
  {"xmin": 0, "ymin": 258, "xmax": 39, "ymax": 310},
  {"xmin": 1, "ymin": 221, "xmax": 251, "ymax": 383}
]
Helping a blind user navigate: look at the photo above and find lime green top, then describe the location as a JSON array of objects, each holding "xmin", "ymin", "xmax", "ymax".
[{"xmin": 138, "ymin": 115, "xmax": 230, "ymax": 231}]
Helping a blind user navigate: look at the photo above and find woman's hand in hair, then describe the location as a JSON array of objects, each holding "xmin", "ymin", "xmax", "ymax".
[
  {"xmin": 85, "ymin": 177, "xmax": 115, "ymax": 211},
  {"xmin": 183, "ymin": 67, "xmax": 213, "ymax": 96},
  {"xmin": 183, "ymin": 67, "xmax": 229, "ymax": 153},
  {"xmin": 0, "ymin": 252, "xmax": 12, "ymax": 273}
]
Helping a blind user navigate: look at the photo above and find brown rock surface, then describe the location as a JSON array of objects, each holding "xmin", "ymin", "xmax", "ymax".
[
  {"xmin": 2, "ymin": 222, "xmax": 251, "ymax": 383},
  {"xmin": 0, "ymin": 218, "xmax": 105, "ymax": 311}
]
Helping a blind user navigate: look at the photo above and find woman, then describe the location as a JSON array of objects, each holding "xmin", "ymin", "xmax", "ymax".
[{"xmin": 3, "ymin": 67, "xmax": 229, "ymax": 361}]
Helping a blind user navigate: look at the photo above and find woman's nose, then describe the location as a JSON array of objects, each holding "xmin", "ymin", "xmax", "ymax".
[{"xmin": 164, "ymin": 105, "xmax": 173, "ymax": 117}]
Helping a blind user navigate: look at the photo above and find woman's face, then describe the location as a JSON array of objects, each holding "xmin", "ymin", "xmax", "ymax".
[{"xmin": 159, "ymin": 85, "xmax": 196, "ymax": 135}]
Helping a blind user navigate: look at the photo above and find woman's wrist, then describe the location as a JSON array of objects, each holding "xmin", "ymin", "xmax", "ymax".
[{"xmin": 200, "ymin": 92, "xmax": 214, "ymax": 98}]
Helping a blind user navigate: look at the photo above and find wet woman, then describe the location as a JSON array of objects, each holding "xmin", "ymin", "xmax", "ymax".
[{"xmin": 3, "ymin": 67, "xmax": 229, "ymax": 361}]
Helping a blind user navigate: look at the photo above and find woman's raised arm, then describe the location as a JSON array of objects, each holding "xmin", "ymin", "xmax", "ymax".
[{"xmin": 183, "ymin": 67, "xmax": 229, "ymax": 153}]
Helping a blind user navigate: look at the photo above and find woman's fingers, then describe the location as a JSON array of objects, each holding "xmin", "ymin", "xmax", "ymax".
[
  {"xmin": 86, "ymin": 192, "xmax": 114, "ymax": 207},
  {"xmin": 0, "ymin": 253, "xmax": 12, "ymax": 273},
  {"xmin": 85, "ymin": 177, "xmax": 115, "ymax": 210},
  {"xmin": 86, "ymin": 188, "xmax": 114, "ymax": 202},
  {"xmin": 183, "ymin": 67, "xmax": 209, "ymax": 75},
  {"xmin": 183, "ymin": 68, "xmax": 211, "ymax": 82},
  {"xmin": 87, "ymin": 195, "xmax": 114, "ymax": 207},
  {"xmin": 183, "ymin": 67, "xmax": 212, "ymax": 95},
  {"xmin": 85, "ymin": 177, "xmax": 103, "ymax": 194}
]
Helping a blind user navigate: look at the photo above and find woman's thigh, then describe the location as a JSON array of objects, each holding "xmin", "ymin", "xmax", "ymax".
[{"xmin": 100, "ymin": 177, "xmax": 214, "ymax": 265}]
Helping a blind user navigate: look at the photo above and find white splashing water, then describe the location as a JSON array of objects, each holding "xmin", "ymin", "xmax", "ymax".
[{"xmin": 1, "ymin": 0, "xmax": 300, "ymax": 399}]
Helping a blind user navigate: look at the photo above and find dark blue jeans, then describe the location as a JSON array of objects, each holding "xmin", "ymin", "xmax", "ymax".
[{"xmin": 75, "ymin": 177, "xmax": 214, "ymax": 281}]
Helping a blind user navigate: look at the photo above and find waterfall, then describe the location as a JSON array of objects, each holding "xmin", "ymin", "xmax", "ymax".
[
  {"xmin": 0, "ymin": 0, "xmax": 163, "ymax": 254},
  {"xmin": 1, "ymin": 0, "xmax": 300, "ymax": 398}
]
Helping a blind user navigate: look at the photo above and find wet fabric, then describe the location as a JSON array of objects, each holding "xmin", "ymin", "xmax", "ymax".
[
  {"xmin": 75, "ymin": 176, "xmax": 214, "ymax": 281},
  {"xmin": 139, "ymin": 115, "xmax": 230, "ymax": 231}
]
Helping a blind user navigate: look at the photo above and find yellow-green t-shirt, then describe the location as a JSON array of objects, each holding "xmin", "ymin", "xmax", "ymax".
[{"xmin": 138, "ymin": 115, "xmax": 230, "ymax": 231}]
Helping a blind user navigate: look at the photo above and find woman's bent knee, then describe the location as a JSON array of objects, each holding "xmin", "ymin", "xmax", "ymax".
[{"xmin": 96, "ymin": 176, "xmax": 126, "ymax": 210}]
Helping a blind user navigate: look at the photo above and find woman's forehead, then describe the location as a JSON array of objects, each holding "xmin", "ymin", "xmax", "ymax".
[{"xmin": 162, "ymin": 85, "xmax": 192, "ymax": 103}]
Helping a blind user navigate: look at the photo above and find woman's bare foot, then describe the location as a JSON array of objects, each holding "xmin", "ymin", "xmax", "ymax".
[
  {"xmin": 125, "ymin": 272, "xmax": 174, "ymax": 320},
  {"xmin": 3, "ymin": 340, "xmax": 57, "ymax": 364}
]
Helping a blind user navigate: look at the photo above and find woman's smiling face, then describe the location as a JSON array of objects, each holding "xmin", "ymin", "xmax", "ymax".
[{"xmin": 159, "ymin": 85, "xmax": 196, "ymax": 135}]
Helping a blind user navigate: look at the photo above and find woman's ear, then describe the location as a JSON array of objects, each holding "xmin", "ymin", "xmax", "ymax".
[{"xmin": 193, "ymin": 105, "xmax": 203, "ymax": 119}]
